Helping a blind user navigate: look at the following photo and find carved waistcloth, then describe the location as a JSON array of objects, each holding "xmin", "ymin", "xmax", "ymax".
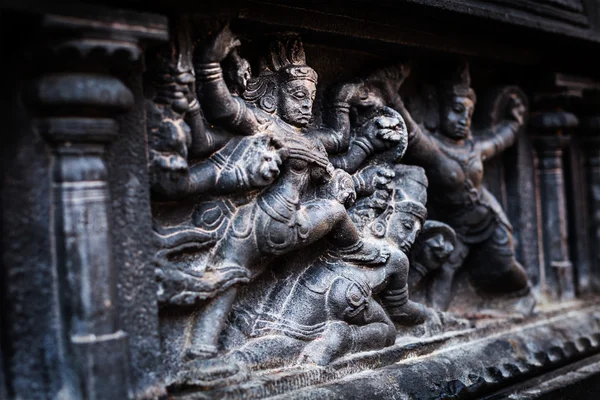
[
  {"xmin": 251, "ymin": 261, "xmax": 372, "ymax": 340},
  {"xmin": 430, "ymin": 186, "xmax": 511, "ymax": 244}
]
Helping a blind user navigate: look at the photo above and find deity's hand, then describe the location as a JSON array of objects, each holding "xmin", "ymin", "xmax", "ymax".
[
  {"xmin": 357, "ymin": 107, "xmax": 407, "ymax": 153},
  {"xmin": 366, "ymin": 189, "xmax": 391, "ymax": 211},
  {"xmin": 354, "ymin": 165, "xmax": 395, "ymax": 194},
  {"xmin": 507, "ymin": 93, "xmax": 526, "ymax": 126},
  {"xmin": 332, "ymin": 82, "xmax": 384, "ymax": 109},
  {"xmin": 390, "ymin": 96, "xmax": 419, "ymax": 137},
  {"xmin": 154, "ymin": 71, "xmax": 196, "ymax": 114},
  {"xmin": 196, "ymin": 24, "xmax": 241, "ymax": 64}
]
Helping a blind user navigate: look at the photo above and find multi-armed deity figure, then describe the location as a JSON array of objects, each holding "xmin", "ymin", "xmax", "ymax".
[
  {"xmin": 146, "ymin": 23, "xmax": 532, "ymax": 389},
  {"xmin": 392, "ymin": 62, "xmax": 533, "ymax": 311},
  {"xmin": 147, "ymin": 26, "xmax": 426, "ymax": 383},
  {"xmin": 145, "ymin": 47, "xmax": 285, "ymax": 200}
]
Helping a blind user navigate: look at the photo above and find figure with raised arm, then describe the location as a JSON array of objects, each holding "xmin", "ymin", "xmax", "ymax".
[{"xmin": 392, "ymin": 61, "xmax": 533, "ymax": 311}]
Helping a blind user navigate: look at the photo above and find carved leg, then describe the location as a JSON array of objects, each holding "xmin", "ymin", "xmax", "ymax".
[
  {"xmin": 429, "ymin": 238, "xmax": 470, "ymax": 310},
  {"xmin": 468, "ymin": 223, "xmax": 530, "ymax": 294},
  {"xmin": 184, "ymin": 286, "xmax": 239, "ymax": 361},
  {"xmin": 304, "ymin": 200, "xmax": 362, "ymax": 247},
  {"xmin": 299, "ymin": 273, "xmax": 397, "ymax": 365},
  {"xmin": 176, "ymin": 288, "xmax": 243, "ymax": 386},
  {"xmin": 300, "ymin": 300, "xmax": 396, "ymax": 366},
  {"xmin": 467, "ymin": 224, "xmax": 535, "ymax": 315},
  {"xmin": 369, "ymin": 249, "xmax": 430, "ymax": 326},
  {"xmin": 229, "ymin": 336, "xmax": 306, "ymax": 369}
]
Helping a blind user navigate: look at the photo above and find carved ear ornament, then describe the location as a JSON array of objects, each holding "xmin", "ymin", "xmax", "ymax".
[
  {"xmin": 259, "ymin": 95, "xmax": 277, "ymax": 113},
  {"xmin": 369, "ymin": 215, "xmax": 390, "ymax": 238}
]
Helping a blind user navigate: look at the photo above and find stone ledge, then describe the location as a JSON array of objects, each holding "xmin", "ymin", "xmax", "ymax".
[{"xmin": 171, "ymin": 301, "xmax": 600, "ymax": 399}]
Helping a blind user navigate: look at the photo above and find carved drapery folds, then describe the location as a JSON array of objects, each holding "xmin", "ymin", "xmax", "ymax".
[{"xmin": 143, "ymin": 24, "xmax": 541, "ymax": 391}]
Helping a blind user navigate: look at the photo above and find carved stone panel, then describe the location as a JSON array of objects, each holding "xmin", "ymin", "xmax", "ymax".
[{"xmin": 3, "ymin": 2, "xmax": 600, "ymax": 399}]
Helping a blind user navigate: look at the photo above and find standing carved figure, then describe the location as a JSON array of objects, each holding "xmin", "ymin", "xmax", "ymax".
[{"xmin": 394, "ymin": 62, "xmax": 533, "ymax": 311}]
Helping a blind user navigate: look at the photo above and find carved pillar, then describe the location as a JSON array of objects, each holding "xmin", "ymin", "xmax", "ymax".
[
  {"xmin": 530, "ymin": 112, "xmax": 578, "ymax": 301},
  {"xmin": 580, "ymin": 116, "xmax": 600, "ymax": 292},
  {"xmin": 23, "ymin": 11, "xmax": 167, "ymax": 399}
]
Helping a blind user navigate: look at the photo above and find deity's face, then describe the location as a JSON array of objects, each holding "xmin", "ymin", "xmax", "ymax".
[
  {"xmin": 417, "ymin": 233, "xmax": 454, "ymax": 270},
  {"xmin": 440, "ymin": 95, "xmax": 474, "ymax": 140},
  {"xmin": 389, "ymin": 212, "xmax": 423, "ymax": 254},
  {"xmin": 278, "ymin": 79, "xmax": 317, "ymax": 128}
]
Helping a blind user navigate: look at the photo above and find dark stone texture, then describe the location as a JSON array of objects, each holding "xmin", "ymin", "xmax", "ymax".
[
  {"xmin": 109, "ymin": 65, "xmax": 166, "ymax": 399},
  {"xmin": 3, "ymin": 1, "xmax": 600, "ymax": 399},
  {"xmin": 0, "ymin": 31, "xmax": 75, "ymax": 400}
]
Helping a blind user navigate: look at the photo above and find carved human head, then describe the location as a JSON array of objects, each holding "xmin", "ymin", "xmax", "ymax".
[
  {"xmin": 224, "ymin": 49, "xmax": 252, "ymax": 95},
  {"xmin": 145, "ymin": 48, "xmax": 195, "ymax": 115},
  {"xmin": 439, "ymin": 61, "xmax": 476, "ymax": 140},
  {"xmin": 376, "ymin": 165, "xmax": 428, "ymax": 254},
  {"xmin": 243, "ymin": 35, "xmax": 318, "ymax": 128},
  {"xmin": 410, "ymin": 220, "xmax": 456, "ymax": 273}
]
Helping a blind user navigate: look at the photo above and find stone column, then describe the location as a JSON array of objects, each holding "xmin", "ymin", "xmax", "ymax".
[
  {"xmin": 580, "ymin": 116, "xmax": 600, "ymax": 292},
  {"xmin": 530, "ymin": 111, "xmax": 578, "ymax": 301},
  {"xmin": 24, "ymin": 11, "xmax": 167, "ymax": 399}
]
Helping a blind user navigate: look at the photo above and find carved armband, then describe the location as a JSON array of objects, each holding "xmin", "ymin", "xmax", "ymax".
[
  {"xmin": 195, "ymin": 62, "xmax": 223, "ymax": 83},
  {"xmin": 353, "ymin": 136, "xmax": 375, "ymax": 157},
  {"xmin": 210, "ymin": 152, "xmax": 251, "ymax": 192},
  {"xmin": 352, "ymin": 173, "xmax": 367, "ymax": 194}
]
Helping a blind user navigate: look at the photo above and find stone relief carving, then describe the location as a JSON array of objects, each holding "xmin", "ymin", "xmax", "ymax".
[{"xmin": 144, "ymin": 24, "xmax": 535, "ymax": 388}]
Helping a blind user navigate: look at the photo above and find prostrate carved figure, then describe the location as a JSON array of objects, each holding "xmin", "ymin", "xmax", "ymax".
[
  {"xmin": 225, "ymin": 165, "xmax": 435, "ymax": 367},
  {"xmin": 392, "ymin": 61, "xmax": 534, "ymax": 312}
]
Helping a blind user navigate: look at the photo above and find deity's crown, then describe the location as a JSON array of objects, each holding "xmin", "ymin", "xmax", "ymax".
[
  {"xmin": 393, "ymin": 165, "xmax": 428, "ymax": 220},
  {"xmin": 441, "ymin": 60, "xmax": 476, "ymax": 102},
  {"xmin": 259, "ymin": 35, "xmax": 318, "ymax": 83}
]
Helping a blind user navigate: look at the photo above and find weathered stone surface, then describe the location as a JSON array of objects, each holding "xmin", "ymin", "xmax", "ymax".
[{"xmin": 3, "ymin": 2, "xmax": 600, "ymax": 399}]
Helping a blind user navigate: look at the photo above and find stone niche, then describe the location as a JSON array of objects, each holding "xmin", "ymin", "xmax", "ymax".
[{"xmin": 3, "ymin": 1, "xmax": 600, "ymax": 399}]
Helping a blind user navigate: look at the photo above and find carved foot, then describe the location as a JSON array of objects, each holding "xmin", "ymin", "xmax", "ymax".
[
  {"xmin": 173, "ymin": 357, "xmax": 248, "ymax": 388},
  {"xmin": 396, "ymin": 309, "xmax": 472, "ymax": 338},
  {"xmin": 469, "ymin": 287, "xmax": 537, "ymax": 319},
  {"xmin": 386, "ymin": 299, "xmax": 431, "ymax": 326},
  {"xmin": 299, "ymin": 322, "xmax": 352, "ymax": 366}
]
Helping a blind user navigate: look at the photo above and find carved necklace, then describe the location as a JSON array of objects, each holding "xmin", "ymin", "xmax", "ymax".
[{"xmin": 436, "ymin": 135, "xmax": 476, "ymax": 167}]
